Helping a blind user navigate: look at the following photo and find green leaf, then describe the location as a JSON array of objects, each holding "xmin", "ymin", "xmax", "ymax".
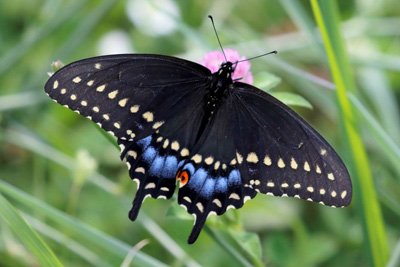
[
  {"xmin": 0, "ymin": 193, "xmax": 63, "ymax": 267},
  {"xmin": 228, "ymin": 229, "xmax": 262, "ymax": 261},
  {"xmin": 270, "ymin": 92, "xmax": 313, "ymax": 109},
  {"xmin": 253, "ymin": 72, "xmax": 282, "ymax": 91},
  {"xmin": 204, "ymin": 226, "xmax": 254, "ymax": 267},
  {"xmin": 264, "ymin": 233, "xmax": 292, "ymax": 266}
]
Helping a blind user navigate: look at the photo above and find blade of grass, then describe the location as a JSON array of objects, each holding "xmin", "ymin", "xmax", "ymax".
[
  {"xmin": 348, "ymin": 93, "xmax": 400, "ymax": 176},
  {"xmin": 0, "ymin": 92, "xmax": 46, "ymax": 111},
  {"xmin": 23, "ymin": 213, "xmax": 113, "ymax": 267},
  {"xmin": 310, "ymin": 1, "xmax": 389, "ymax": 267},
  {"xmin": 387, "ymin": 239, "xmax": 400, "ymax": 267},
  {"xmin": 0, "ymin": 179, "xmax": 167, "ymax": 267},
  {"xmin": 120, "ymin": 239, "xmax": 150, "ymax": 267},
  {"xmin": 377, "ymin": 187, "xmax": 400, "ymax": 218},
  {"xmin": 0, "ymin": 193, "xmax": 63, "ymax": 267},
  {"xmin": 351, "ymin": 52, "xmax": 400, "ymax": 72},
  {"xmin": 358, "ymin": 68, "xmax": 400, "ymax": 143},
  {"xmin": 138, "ymin": 214, "xmax": 202, "ymax": 267}
]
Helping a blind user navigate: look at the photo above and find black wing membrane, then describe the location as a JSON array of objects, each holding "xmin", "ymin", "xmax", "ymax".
[
  {"xmin": 45, "ymin": 54, "xmax": 211, "ymax": 141},
  {"xmin": 229, "ymin": 82, "xmax": 352, "ymax": 208}
]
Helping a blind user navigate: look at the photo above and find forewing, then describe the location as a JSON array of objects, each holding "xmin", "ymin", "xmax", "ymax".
[
  {"xmin": 44, "ymin": 54, "xmax": 211, "ymax": 141},
  {"xmin": 45, "ymin": 53, "xmax": 215, "ymax": 230},
  {"xmin": 230, "ymin": 82, "xmax": 352, "ymax": 208}
]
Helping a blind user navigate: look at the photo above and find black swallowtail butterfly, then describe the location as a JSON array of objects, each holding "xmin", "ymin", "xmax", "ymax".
[{"xmin": 45, "ymin": 52, "xmax": 352, "ymax": 244}]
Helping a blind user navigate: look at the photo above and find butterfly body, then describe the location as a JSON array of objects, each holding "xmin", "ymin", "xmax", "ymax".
[
  {"xmin": 198, "ymin": 62, "xmax": 234, "ymax": 142},
  {"xmin": 45, "ymin": 53, "xmax": 352, "ymax": 244}
]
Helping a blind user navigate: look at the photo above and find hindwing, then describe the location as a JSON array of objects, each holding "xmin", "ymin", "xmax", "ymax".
[
  {"xmin": 118, "ymin": 80, "xmax": 212, "ymax": 221},
  {"xmin": 176, "ymin": 92, "xmax": 257, "ymax": 243},
  {"xmin": 228, "ymin": 82, "xmax": 352, "ymax": 207}
]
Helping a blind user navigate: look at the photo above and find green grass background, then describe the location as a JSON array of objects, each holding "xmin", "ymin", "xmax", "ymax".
[{"xmin": 1, "ymin": 0, "xmax": 400, "ymax": 266}]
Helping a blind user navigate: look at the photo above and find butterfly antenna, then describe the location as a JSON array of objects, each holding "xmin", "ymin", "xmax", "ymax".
[
  {"xmin": 236, "ymin": 50, "xmax": 278, "ymax": 63},
  {"xmin": 208, "ymin": 15, "xmax": 227, "ymax": 62}
]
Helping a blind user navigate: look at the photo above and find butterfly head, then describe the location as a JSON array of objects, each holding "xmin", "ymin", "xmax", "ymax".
[{"xmin": 218, "ymin": 62, "xmax": 235, "ymax": 79}]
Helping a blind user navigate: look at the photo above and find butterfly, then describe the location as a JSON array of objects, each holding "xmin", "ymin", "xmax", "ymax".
[{"xmin": 44, "ymin": 52, "xmax": 352, "ymax": 244}]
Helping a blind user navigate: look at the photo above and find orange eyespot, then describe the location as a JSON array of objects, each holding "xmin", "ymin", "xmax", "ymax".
[{"xmin": 176, "ymin": 170, "xmax": 190, "ymax": 186}]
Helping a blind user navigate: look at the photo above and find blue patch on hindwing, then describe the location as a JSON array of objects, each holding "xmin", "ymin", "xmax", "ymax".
[
  {"xmin": 188, "ymin": 168, "xmax": 207, "ymax": 191},
  {"xmin": 162, "ymin": 156, "xmax": 178, "ymax": 178},
  {"xmin": 182, "ymin": 163, "xmax": 195, "ymax": 176},
  {"xmin": 215, "ymin": 177, "xmax": 228, "ymax": 193},
  {"xmin": 142, "ymin": 146, "xmax": 157, "ymax": 163},
  {"xmin": 228, "ymin": 170, "xmax": 241, "ymax": 186},
  {"xmin": 149, "ymin": 155, "xmax": 165, "ymax": 176},
  {"xmin": 200, "ymin": 178, "xmax": 215, "ymax": 199}
]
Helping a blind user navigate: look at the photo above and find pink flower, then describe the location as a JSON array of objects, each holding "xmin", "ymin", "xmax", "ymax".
[{"xmin": 199, "ymin": 48, "xmax": 253, "ymax": 84}]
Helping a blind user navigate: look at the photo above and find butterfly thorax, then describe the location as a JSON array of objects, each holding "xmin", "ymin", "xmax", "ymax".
[
  {"xmin": 212, "ymin": 62, "xmax": 234, "ymax": 93},
  {"xmin": 206, "ymin": 61, "xmax": 234, "ymax": 111},
  {"xmin": 207, "ymin": 61, "xmax": 234, "ymax": 107}
]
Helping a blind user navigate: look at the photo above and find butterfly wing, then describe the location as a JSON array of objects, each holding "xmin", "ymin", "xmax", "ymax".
[
  {"xmin": 229, "ymin": 82, "xmax": 352, "ymax": 207},
  {"xmin": 45, "ymin": 54, "xmax": 212, "ymax": 141},
  {"xmin": 45, "ymin": 53, "xmax": 216, "ymax": 226},
  {"xmin": 176, "ymin": 92, "xmax": 257, "ymax": 243}
]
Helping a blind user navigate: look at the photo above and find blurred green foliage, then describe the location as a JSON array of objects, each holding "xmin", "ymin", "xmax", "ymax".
[{"xmin": 1, "ymin": 0, "xmax": 400, "ymax": 266}]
